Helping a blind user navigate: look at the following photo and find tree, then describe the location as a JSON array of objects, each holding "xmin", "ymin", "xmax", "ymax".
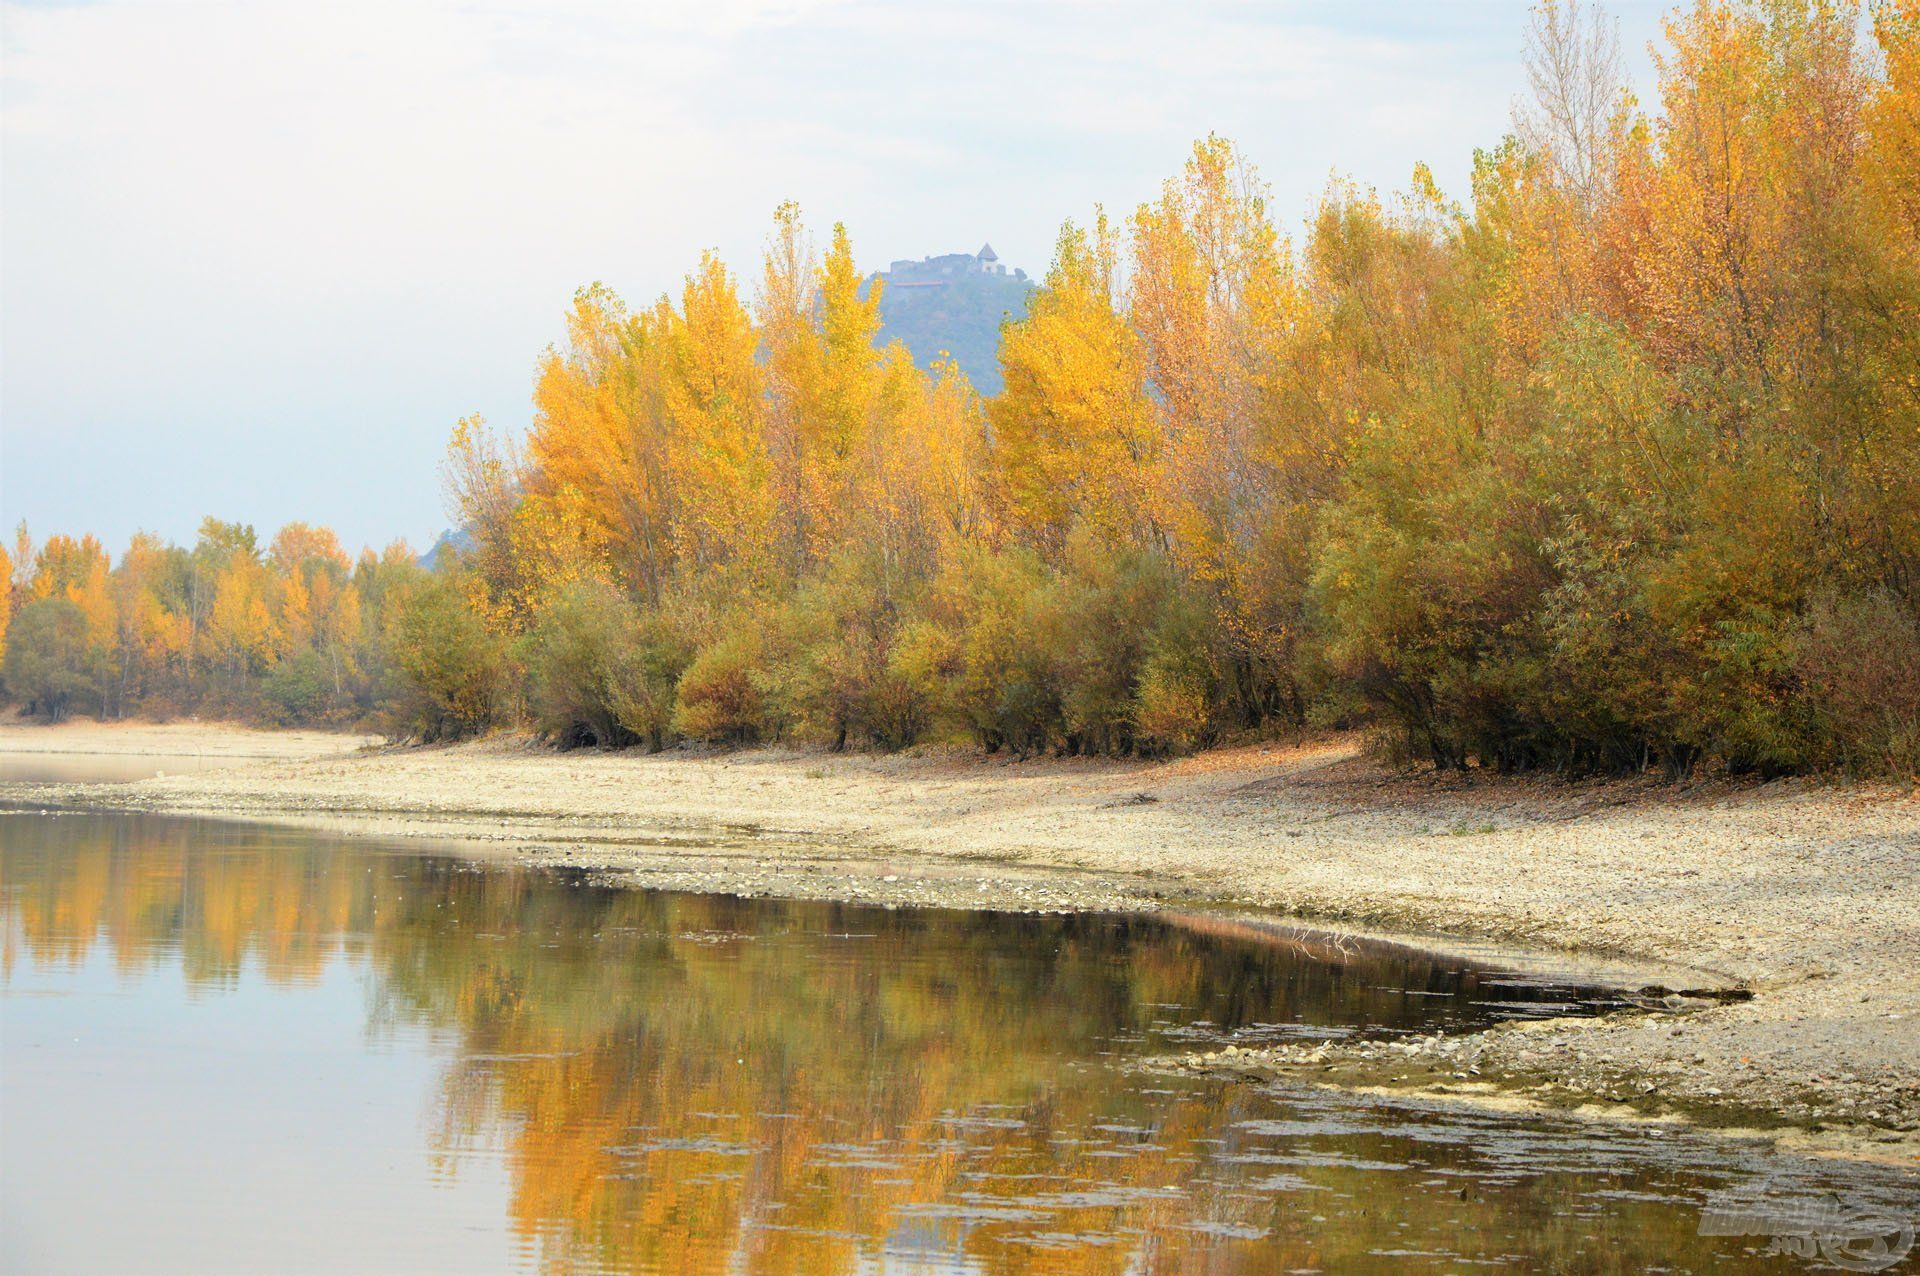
[
  {"xmin": 26, "ymin": 534, "xmax": 115, "ymax": 711},
  {"xmin": 3, "ymin": 598, "xmax": 100, "ymax": 720},
  {"xmin": 661, "ymin": 254, "xmax": 774, "ymax": 579},
  {"xmin": 267, "ymin": 522, "xmax": 351, "ymax": 577},
  {"xmin": 1130, "ymin": 136, "xmax": 1303, "ymax": 721},
  {"xmin": 205, "ymin": 554, "xmax": 282, "ymax": 680},
  {"xmin": 523, "ymin": 285, "xmax": 675, "ymax": 601},
  {"xmin": 443, "ymin": 415, "xmax": 540, "ymax": 626},
  {"xmin": 1515, "ymin": 0, "xmax": 1626, "ymax": 216},
  {"xmin": 758, "ymin": 202, "xmax": 825, "ymax": 574},
  {"xmin": 109, "ymin": 533, "xmax": 191, "ymax": 712},
  {"xmin": 990, "ymin": 218, "xmax": 1159, "ymax": 552},
  {"xmin": 0, "ymin": 540, "xmax": 12, "ymax": 670}
]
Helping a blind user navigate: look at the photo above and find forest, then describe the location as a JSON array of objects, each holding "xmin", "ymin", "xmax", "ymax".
[{"xmin": 6, "ymin": 0, "xmax": 1917, "ymax": 777}]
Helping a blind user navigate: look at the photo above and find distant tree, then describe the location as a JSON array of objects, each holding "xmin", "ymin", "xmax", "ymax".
[
  {"xmin": 0, "ymin": 540, "xmax": 11, "ymax": 671},
  {"xmin": 3, "ymin": 598, "xmax": 100, "ymax": 720},
  {"xmin": 268, "ymin": 522, "xmax": 351, "ymax": 576}
]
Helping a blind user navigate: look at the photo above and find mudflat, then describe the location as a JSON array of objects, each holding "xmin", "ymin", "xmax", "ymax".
[{"xmin": 6, "ymin": 719, "xmax": 1916, "ymax": 1160}]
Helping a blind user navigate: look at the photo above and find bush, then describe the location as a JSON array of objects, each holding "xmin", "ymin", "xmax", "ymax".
[
  {"xmin": 1133, "ymin": 596, "xmax": 1218, "ymax": 755},
  {"xmin": 776, "ymin": 550, "xmax": 930, "ymax": 750},
  {"xmin": 673, "ymin": 629, "xmax": 775, "ymax": 744},
  {"xmin": 1047, "ymin": 539, "xmax": 1195, "ymax": 755},
  {"xmin": 519, "ymin": 581, "xmax": 641, "ymax": 748},
  {"xmin": 262, "ymin": 650, "xmax": 333, "ymax": 725},
  {"xmin": 610, "ymin": 609, "xmax": 698, "ymax": 751},
  {"xmin": 1305, "ymin": 428, "xmax": 1493, "ymax": 771},
  {"xmin": 381, "ymin": 573, "xmax": 506, "ymax": 741},
  {"xmin": 896, "ymin": 543, "xmax": 1217, "ymax": 758},
  {"xmin": 886, "ymin": 619, "xmax": 962, "ymax": 743},
  {"xmin": 1795, "ymin": 590, "xmax": 1920, "ymax": 776},
  {"xmin": 915, "ymin": 549, "xmax": 1061, "ymax": 755},
  {"xmin": 2, "ymin": 598, "xmax": 101, "ymax": 721},
  {"xmin": 1530, "ymin": 541, "xmax": 1690, "ymax": 774}
]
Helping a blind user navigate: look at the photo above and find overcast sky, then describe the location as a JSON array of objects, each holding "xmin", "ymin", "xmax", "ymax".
[{"xmin": 0, "ymin": 0, "xmax": 1668, "ymax": 555}]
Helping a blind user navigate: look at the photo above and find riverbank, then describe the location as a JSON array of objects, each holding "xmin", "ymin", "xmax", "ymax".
[
  {"xmin": 5, "ymin": 719, "xmax": 1917, "ymax": 1161},
  {"xmin": 0, "ymin": 716, "xmax": 377, "ymax": 759}
]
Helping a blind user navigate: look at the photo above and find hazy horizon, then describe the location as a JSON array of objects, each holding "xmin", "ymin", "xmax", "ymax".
[{"xmin": 3, "ymin": 0, "xmax": 1666, "ymax": 556}]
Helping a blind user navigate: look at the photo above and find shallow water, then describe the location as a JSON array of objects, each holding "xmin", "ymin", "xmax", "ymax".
[
  {"xmin": 0, "ymin": 751, "xmax": 246, "ymax": 785},
  {"xmin": 1, "ymin": 810, "xmax": 1914, "ymax": 1274}
]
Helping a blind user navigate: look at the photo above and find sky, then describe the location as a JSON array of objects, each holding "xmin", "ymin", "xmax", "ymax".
[{"xmin": 0, "ymin": 0, "xmax": 1670, "ymax": 556}]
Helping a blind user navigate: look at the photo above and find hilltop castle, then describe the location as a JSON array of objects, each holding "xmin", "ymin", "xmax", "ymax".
[
  {"xmin": 867, "ymin": 242, "xmax": 1035, "ymax": 396},
  {"xmin": 881, "ymin": 243, "xmax": 1027, "ymax": 287}
]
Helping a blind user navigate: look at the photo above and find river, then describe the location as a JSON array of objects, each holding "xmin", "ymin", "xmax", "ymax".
[{"xmin": 2, "ymin": 781, "xmax": 1915, "ymax": 1272}]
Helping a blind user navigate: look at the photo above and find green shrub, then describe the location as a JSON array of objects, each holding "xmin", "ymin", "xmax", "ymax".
[
  {"xmin": 609, "ymin": 610, "xmax": 698, "ymax": 751},
  {"xmin": 2, "ymin": 598, "xmax": 101, "ymax": 721},
  {"xmin": 771, "ymin": 550, "xmax": 935, "ymax": 751},
  {"xmin": 381, "ymin": 573, "xmax": 506, "ymax": 741},
  {"xmin": 1046, "ymin": 539, "xmax": 1199, "ymax": 755},
  {"xmin": 262, "ymin": 649, "xmax": 333, "ymax": 725},
  {"xmin": 519, "ymin": 581, "xmax": 642, "ymax": 748},
  {"xmin": 918, "ymin": 549, "xmax": 1061, "ymax": 755},
  {"xmin": 1134, "ymin": 596, "xmax": 1218, "ymax": 755},
  {"xmin": 886, "ymin": 620, "xmax": 962, "ymax": 743}
]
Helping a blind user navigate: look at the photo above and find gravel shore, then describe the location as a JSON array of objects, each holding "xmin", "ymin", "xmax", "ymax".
[{"xmin": 5, "ymin": 719, "xmax": 1916, "ymax": 1162}]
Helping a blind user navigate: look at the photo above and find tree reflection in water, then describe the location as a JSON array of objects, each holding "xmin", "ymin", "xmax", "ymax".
[{"xmin": 6, "ymin": 813, "xmax": 1914, "ymax": 1274}]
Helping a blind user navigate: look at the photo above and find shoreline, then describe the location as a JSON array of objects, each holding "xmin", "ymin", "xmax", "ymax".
[
  {"xmin": 0, "ymin": 717, "xmax": 378, "ymax": 758},
  {"xmin": 4, "ymin": 718, "xmax": 1917, "ymax": 1164}
]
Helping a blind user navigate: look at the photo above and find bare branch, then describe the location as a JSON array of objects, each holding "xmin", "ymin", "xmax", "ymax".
[{"xmin": 1515, "ymin": 0, "xmax": 1626, "ymax": 214}]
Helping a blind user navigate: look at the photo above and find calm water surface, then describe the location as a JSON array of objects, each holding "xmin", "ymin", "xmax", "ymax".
[
  {"xmin": 2, "ymin": 806, "xmax": 1915, "ymax": 1274},
  {"xmin": 0, "ymin": 751, "xmax": 246, "ymax": 784}
]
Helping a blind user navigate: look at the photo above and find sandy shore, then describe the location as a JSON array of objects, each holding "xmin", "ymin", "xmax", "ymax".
[
  {"xmin": 0, "ymin": 717, "xmax": 377, "ymax": 758},
  {"xmin": 6, "ymin": 719, "xmax": 1917, "ymax": 1160}
]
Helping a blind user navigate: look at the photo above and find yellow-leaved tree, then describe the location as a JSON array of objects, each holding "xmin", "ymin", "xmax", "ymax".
[
  {"xmin": 660, "ymin": 253, "xmax": 774, "ymax": 581},
  {"xmin": 0, "ymin": 540, "xmax": 12, "ymax": 670},
  {"xmin": 206, "ymin": 554, "xmax": 281, "ymax": 678},
  {"xmin": 758, "ymin": 202, "xmax": 827, "ymax": 575},
  {"xmin": 524, "ymin": 285, "xmax": 675, "ymax": 601},
  {"xmin": 990, "ymin": 217, "xmax": 1158, "ymax": 552},
  {"xmin": 1130, "ymin": 135, "xmax": 1304, "ymax": 718}
]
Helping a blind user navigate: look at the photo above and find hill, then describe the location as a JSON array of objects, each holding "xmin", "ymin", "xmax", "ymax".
[{"xmin": 866, "ymin": 243, "xmax": 1034, "ymax": 396}]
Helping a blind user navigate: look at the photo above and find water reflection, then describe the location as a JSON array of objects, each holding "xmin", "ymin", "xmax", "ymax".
[{"xmin": 2, "ymin": 813, "xmax": 1914, "ymax": 1274}]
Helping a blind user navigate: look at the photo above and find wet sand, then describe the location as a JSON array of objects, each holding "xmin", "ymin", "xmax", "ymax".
[{"xmin": 5, "ymin": 719, "xmax": 1916, "ymax": 1161}]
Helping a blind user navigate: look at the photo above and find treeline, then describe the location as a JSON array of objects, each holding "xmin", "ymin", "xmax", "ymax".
[
  {"xmin": 0, "ymin": 521, "xmax": 435, "ymax": 726},
  {"xmin": 8, "ymin": 1, "xmax": 1919, "ymax": 775}
]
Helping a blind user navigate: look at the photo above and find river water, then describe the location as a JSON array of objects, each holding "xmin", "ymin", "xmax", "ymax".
[
  {"xmin": 2, "ymin": 798, "xmax": 1915, "ymax": 1272},
  {"xmin": 0, "ymin": 752, "xmax": 251, "ymax": 785}
]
